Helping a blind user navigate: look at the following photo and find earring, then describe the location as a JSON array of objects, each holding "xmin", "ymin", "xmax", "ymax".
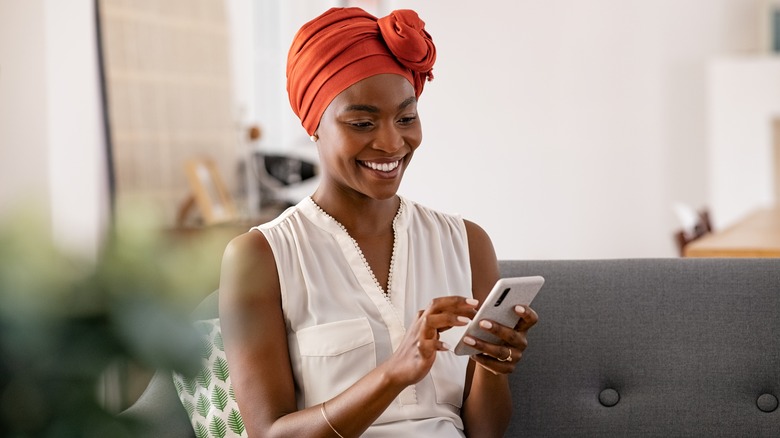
[{"xmin": 310, "ymin": 134, "xmax": 319, "ymax": 142}]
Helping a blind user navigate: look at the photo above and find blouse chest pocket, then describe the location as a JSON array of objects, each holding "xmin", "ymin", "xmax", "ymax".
[{"xmin": 295, "ymin": 317, "xmax": 376, "ymax": 407}]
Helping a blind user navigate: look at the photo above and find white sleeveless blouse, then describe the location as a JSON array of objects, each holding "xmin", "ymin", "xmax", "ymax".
[{"xmin": 255, "ymin": 196, "xmax": 472, "ymax": 437}]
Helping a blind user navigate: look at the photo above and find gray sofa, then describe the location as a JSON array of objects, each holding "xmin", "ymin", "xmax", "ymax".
[{"xmin": 122, "ymin": 258, "xmax": 780, "ymax": 436}]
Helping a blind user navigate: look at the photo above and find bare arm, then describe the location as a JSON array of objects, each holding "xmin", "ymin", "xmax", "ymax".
[
  {"xmin": 461, "ymin": 220, "xmax": 539, "ymax": 437},
  {"xmin": 219, "ymin": 231, "xmax": 478, "ymax": 438}
]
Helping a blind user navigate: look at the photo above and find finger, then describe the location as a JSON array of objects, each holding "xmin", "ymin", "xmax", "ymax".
[
  {"xmin": 421, "ymin": 316, "xmax": 438, "ymax": 340},
  {"xmin": 423, "ymin": 313, "xmax": 471, "ymax": 332},
  {"xmin": 424, "ymin": 296, "xmax": 479, "ymax": 317},
  {"xmin": 460, "ymin": 333, "xmax": 501, "ymax": 358},
  {"xmin": 495, "ymin": 346, "xmax": 515, "ymax": 363},
  {"xmin": 515, "ymin": 305, "xmax": 539, "ymax": 331},
  {"xmin": 416, "ymin": 338, "xmax": 448, "ymax": 358},
  {"xmin": 418, "ymin": 297, "xmax": 479, "ymax": 334},
  {"xmin": 409, "ymin": 310, "xmax": 427, "ymax": 336},
  {"xmin": 470, "ymin": 354, "xmax": 512, "ymax": 375},
  {"xmin": 485, "ymin": 346, "xmax": 516, "ymax": 364},
  {"xmin": 477, "ymin": 319, "xmax": 523, "ymax": 348},
  {"xmin": 489, "ymin": 341, "xmax": 521, "ymax": 363}
]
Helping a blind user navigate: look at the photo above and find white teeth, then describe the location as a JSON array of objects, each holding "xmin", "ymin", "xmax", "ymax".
[{"xmin": 363, "ymin": 160, "xmax": 400, "ymax": 172}]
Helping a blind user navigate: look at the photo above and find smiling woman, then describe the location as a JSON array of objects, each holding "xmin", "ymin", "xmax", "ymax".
[{"xmin": 215, "ymin": 7, "xmax": 539, "ymax": 438}]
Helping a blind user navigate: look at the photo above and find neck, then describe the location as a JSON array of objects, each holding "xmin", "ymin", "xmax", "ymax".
[{"xmin": 310, "ymin": 190, "xmax": 400, "ymax": 237}]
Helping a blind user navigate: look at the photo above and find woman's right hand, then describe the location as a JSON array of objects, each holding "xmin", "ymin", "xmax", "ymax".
[{"xmin": 381, "ymin": 296, "xmax": 479, "ymax": 386}]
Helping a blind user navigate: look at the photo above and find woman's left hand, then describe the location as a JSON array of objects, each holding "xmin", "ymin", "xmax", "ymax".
[{"xmin": 464, "ymin": 305, "xmax": 539, "ymax": 375}]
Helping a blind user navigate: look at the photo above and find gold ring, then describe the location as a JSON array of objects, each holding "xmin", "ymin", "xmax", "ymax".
[{"xmin": 497, "ymin": 348, "xmax": 512, "ymax": 362}]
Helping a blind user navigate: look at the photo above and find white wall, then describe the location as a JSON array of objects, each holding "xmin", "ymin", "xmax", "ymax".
[
  {"xmin": 0, "ymin": 0, "xmax": 108, "ymax": 259},
  {"xmin": 45, "ymin": 0, "xmax": 109, "ymax": 259},
  {"xmin": 0, "ymin": 0, "xmax": 50, "ymax": 217},
  {"xmin": 251, "ymin": 0, "xmax": 341, "ymax": 154},
  {"xmin": 245, "ymin": 0, "xmax": 763, "ymax": 258},
  {"xmin": 1, "ymin": 0, "xmax": 767, "ymax": 261},
  {"xmin": 707, "ymin": 57, "xmax": 780, "ymax": 228},
  {"xmin": 375, "ymin": 0, "xmax": 762, "ymax": 259}
]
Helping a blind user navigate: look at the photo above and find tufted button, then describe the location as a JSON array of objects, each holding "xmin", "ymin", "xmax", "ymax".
[
  {"xmin": 599, "ymin": 388, "xmax": 620, "ymax": 407},
  {"xmin": 757, "ymin": 394, "xmax": 778, "ymax": 413}
]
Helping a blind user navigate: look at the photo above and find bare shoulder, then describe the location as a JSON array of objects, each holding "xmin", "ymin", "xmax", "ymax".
[
  {"xmin": 463, "ymin": 219, "xmax": 500, "ymax": 302},
  {"xmin": 463, "ymin": 220, "xmax": 492, "ymax": 251},
  {"xmin": 221, "ymin": 229, "xmax": 275, "ymax": 278},
  {"xmin": 218, "ymin": 230, "xmax": 281, "ymax": 326}
]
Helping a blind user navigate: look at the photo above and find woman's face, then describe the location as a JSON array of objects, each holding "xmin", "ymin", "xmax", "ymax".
[{"xmin": 315, "ymin": 73, "xmax": 422, "ymax": 201}]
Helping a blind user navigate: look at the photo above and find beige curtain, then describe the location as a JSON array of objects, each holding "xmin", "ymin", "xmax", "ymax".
[{"xmin": 98, "ymin": 0, "xmax": 238, "ymax": 226}]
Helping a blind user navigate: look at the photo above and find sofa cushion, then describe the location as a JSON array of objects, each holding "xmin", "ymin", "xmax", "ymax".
[{"xmin": 172, "ymin": 318, "xmax": 247, "ymax": 438}]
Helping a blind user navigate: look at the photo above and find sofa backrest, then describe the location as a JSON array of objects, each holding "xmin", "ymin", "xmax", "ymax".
[
  {"xmin": 499, "ymin": 258, "xmax": 780, "ymax": 437},
  {"xmin": 124, "ymin": 258, "xmax": 780, "ymax": 437}
]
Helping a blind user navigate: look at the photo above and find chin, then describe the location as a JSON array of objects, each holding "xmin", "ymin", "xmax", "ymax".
[{"xmin": 362, "ymin": 185, "xmax": 401, "ymax": 201}]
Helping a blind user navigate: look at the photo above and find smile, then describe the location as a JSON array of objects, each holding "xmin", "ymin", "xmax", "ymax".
[{"xmin": 359, "ymin": 160, "xmax": 401, "ymax": 173}]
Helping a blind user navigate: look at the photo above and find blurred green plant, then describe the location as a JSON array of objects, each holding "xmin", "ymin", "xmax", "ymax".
[{"xmin": 0, "ymin": 205, "xmax": 216, "ymax": 437}]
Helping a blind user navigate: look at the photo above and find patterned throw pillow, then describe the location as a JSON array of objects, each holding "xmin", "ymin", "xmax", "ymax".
[{"xmin": 172, "ymin": 318, "xmax": 248, "ymax": 438}]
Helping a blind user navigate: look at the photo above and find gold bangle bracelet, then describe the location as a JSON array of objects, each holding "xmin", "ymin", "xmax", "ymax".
[{"xmin": 320, "ymin": 402, "xmax": 345, "ymax": 438}]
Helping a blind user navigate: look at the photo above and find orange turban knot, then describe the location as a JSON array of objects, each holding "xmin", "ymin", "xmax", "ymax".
[{"xmin": 286, "ymin": 7, "xmax": 437, "ymax": 135}]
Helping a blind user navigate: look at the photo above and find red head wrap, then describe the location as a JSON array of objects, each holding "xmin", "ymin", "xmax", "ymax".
[{"xmin": 286, "ymin": 7, "xmax": 436, "ymax": 135}]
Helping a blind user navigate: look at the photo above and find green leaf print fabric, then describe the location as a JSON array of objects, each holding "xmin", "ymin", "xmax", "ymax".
[{"xmin": 173, "ymin": 319, "xmax": 248, "ymax": 438}]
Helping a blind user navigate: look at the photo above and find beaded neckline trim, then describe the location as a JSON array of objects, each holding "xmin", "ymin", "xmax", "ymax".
[{"xmin": 308, "ymin": 197, "xmax": 403, "ymax": 297}]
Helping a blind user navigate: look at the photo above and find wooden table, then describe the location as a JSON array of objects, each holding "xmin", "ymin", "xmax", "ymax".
[{"xmin": 684, "ymin": 206, "xmax": 780, "ymax": 257}]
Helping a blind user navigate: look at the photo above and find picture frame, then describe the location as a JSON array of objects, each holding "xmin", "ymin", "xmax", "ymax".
[{"xmin": 183, "ymin": 158, "xmax": 238, "ymax": 225}]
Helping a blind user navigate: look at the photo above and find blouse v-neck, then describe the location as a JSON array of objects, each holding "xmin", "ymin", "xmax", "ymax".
[
  {"xmin": 300, "ymin": 197, "xmax": 410, "ymax": 342},
  {"xmin": 305, "ymin": 196, "xmax": 405, "ymax": 297}
]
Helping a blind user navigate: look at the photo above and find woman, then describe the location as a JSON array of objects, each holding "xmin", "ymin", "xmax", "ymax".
[{"xmin": 219, "ymin": 7, "xmax": 538, "ymax": 437}]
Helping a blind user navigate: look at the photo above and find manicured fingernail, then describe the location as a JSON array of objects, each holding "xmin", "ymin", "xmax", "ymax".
[
  {"xmin": 463, "ymin": 336, "xmax": 476, "ymax": 346},
  {"xmin": 441, "ymin": 342, "xmax": 452, "ymax": 350},
  {"xmin": 466, "ymin": 298, "xmax": 479, "ymax": 306},
  {"xmin": 516, "ymin": 305, "xmax": 526, "ymax": 314},
  {"xmin": 457, "ymin": 316, "xmax": 471, "ymax": 324},
  {"xmin": 480, "ymin": 320, "xmax": 493, "ymax": 329}
]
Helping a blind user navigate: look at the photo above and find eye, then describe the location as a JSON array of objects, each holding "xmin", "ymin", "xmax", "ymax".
[
  {"xmin": 347, "ymin": 121, "xmax": 374, "ymax": 129},
  {"xmin": 397, "ymin": 115, "xmax": 418, "ymax": 125}
]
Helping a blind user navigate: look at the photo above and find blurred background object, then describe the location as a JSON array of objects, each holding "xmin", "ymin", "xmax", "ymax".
[
  {"xmin": 95, "ymin": 0, "xmax": 239, "ymax": 229},
  {"xmin": 0, "ymin": 204, "xmax": 218, "ymax": 436},
  {"xmin": 672, "ymin": 202, "xmax": 713, "ymax": 256},
  {"xmin": 246, "ymin": 124, "xmax": 319, "ymax": 211}
]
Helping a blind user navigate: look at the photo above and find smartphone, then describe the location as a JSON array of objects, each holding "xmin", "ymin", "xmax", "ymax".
[{"xmin": 452, "ymin": 276, "xmax": 544, "ymax": 356}]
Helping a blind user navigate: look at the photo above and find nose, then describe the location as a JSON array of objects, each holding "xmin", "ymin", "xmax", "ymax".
[{"xmin": 372, "ymin": 123, "xmax": 404, "ymax": 153}]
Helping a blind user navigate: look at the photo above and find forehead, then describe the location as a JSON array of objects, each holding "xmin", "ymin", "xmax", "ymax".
[{"xmin": 330, "ymin": 73, "xmax": 416, "ymax": 110}]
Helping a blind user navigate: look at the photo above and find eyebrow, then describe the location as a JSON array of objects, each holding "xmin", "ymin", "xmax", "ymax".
[
  {"xmin": 342, "ymin": 96, "xmax": 417, "ymax": 114},
  {"xmin": 398, "ymin": 96, "xmax": 417, "ymax": 110}
]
